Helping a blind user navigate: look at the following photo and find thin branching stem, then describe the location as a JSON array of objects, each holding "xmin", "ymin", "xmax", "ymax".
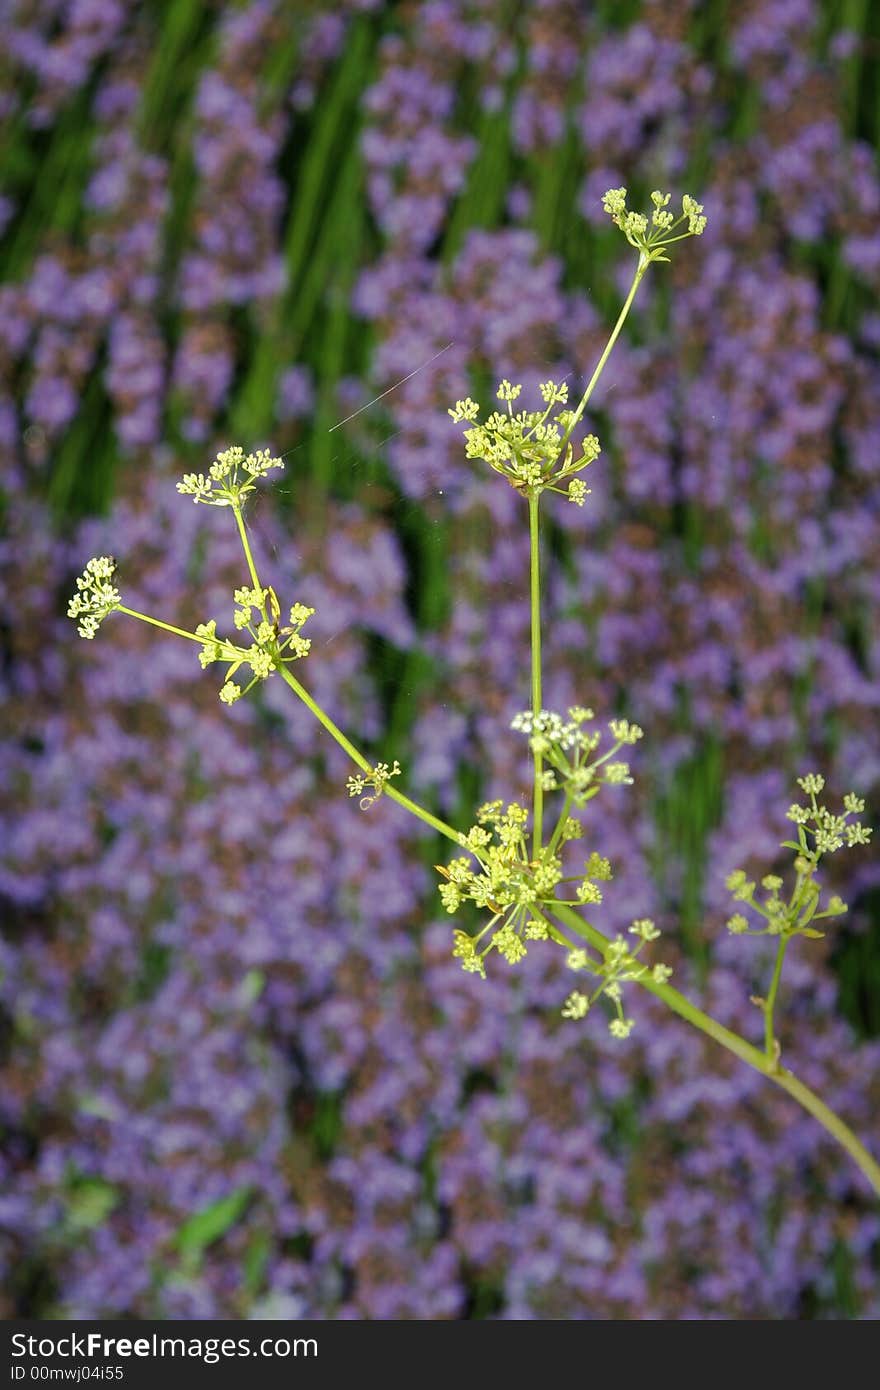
[
  {"xmin": 548, "ymin": 902, "xmax": 880, "ymax": 1196},
  {"xmin": 764, "ymin": 936, "xmax": 789, "ymax": 1062}
]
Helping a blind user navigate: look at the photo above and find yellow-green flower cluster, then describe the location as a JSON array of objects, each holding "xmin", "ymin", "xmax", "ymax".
[
  {"xmin": 67, "ymin": 556, "xmax": 121, "ymax": 639},
  {"xmin": 177, "ymin": 445, "xmax": 284, "ymax": 508},
  {"xmin": 511, "ymin": 707, "xmax": 644, "ymax": 803},
  {"xmin": 198, "ymin": 587, "xmax": 314, "ymax": 704},
  {"xmin": 441, "ymin": 802, "xmax": 563, "ymax": 978},
  {"xmin": 724, "ymin": 776, "xmax": 870, "ymax": 941},
  {"xmin": 448, "ymin": 379, "xmax": 600, "ymax": 500},
  {"xmin": 561, "ymin": 917, "xmax": 672, "ymax": 1039},
  {"xmin": 347, "ymin": 760, "xmax": 402, "ymax": 807},
  {"xmin": 786, "ymin": 775, "xmax": 871, "ymax": 852},
  {"xmin": 575, "ymin": 850, "xmax": 615, "ymax": 906},
  {"xmin": 602, "ymin": 188, "xmax": 707, "ymax": 262}
]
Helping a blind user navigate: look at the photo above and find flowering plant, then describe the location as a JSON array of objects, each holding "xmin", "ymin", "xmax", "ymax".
[{"xmin": 70, "ymin": 191, "xmax": 879, "ymax": 1197}]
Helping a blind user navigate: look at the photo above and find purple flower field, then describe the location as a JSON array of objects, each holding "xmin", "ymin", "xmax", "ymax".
[{"xmin": 1, "ymin": 0, "xmax": 879, "ymax": 1318}]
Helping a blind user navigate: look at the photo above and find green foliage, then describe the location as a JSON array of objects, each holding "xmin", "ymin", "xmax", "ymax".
[
  {"xmin": 176, "ymin": 1187, "xmax": 252, "ymax": 1262},
  {"xmin": 65, "ymin": 1177, "xmax": 119, "ymax": 1233}
]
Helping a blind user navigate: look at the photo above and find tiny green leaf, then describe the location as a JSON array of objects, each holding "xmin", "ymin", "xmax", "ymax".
[{"xmin": 176, "ymin": 1187, "xmax": 252, "ymax": 1258}]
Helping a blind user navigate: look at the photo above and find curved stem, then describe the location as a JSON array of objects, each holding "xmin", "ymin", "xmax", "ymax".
[
  {"xmin": 117, "ymin": 607, "xmax": 206, "ymax": 645},
  {"xmin": 528, "ymin": 488, "xmax": 543, "ymax": 857},
  {"xmin": 558, "ymin": 255, "xmax": 648, "ymax": 458},
  {"xmin": 549, "ymin": 902, "xmax": 880, "ymax": 1196},
  {"xmin": 277, "ymin": 665, "xmax": 462, "ymax": 847}
]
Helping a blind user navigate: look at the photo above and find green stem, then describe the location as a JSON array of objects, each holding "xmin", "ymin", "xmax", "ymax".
[
  {"xmin": 276, "ymin": 665, "xmax": 462, "ymax": 847},
  {"xmin": 558, "ymin": 255, "xmax": 648, "ymax": 457},
  {"xmin": 549, "ymin": 902, "xmax": 880, "ymax": 1196},
  {"xmin": 529, "ymin": 488, "xmax": 543, "ymax": 857},
  {"xmin": 233, "ymin": 503, "xmax": 450, "ymax": 839},
  {"xmin": 547, "ymin": 792, "xmax": 574, "ymax": 857},
  {"xmin": 524, "ymin": 255, "xmax": 646, "ymax": 853},
  {"xmin": 116, "ymin": 603, "xmax": 460, "ymax": 849},
  {"xmin": 117, "ymin": 607, "xmax": 206, "ymax": 645},
  {"xmin": 764, "ymin": 936, "xmax": 789, "ymax": 1063},
  {"xmin": 233, "ymin": 505, "xmax": 262, "ymax": 596}
]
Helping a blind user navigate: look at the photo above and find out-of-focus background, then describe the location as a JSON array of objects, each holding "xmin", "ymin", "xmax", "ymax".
[{"xmin": 2, "ymin": 0, "xmax": 880, "ymax": 1319}]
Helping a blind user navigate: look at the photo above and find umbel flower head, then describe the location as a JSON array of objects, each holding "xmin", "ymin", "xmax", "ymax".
[
  {"xmin": 511, "ymin": 707, "xmax": 644, "ymax": 801},
  {"xmin": 67, "ymin": 557, "xmax": 121, "ymax": 638},
  {"xmin": 441, "ymin": 708, "xmax": 646, "ymax": 979},
  {"xmin": 441, "ymin": 802, "xmax": 559, "ymax": 978},
  {"xmin": 196, "ymin": 588, "xmax": 315, "ymax": 705},
  {"xmin": 562, "ymin": 918, "xmax": 672, "ymax": 1040},
  {"xmin": 448, "ymin": 378, "xmax": 600, "ymax": 501},
  {"xmin": 445, "ymin": 812, "xmax": 673, "ymax": 1042},
  {"xmin": 723, "ymin": 776, "xmax": 871, "ymax": 941},
  {"xmin": 602, "ymin": 187, "xmax": 707, "ymax": 262},
  {"xmin": 347, "ymin": 760, "xmax": 402, "ymax": 807},
  {"xmin": 177, "ymin": 445, "xmax": 284, "ymax": 508}
]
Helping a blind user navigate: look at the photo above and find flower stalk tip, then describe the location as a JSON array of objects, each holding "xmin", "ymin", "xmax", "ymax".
[{"xmin": 67, "ymin": 556, "xmax": 121, "ymax": 639}]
